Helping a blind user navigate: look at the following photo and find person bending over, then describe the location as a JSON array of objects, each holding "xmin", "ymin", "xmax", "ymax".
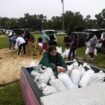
[
  {"xmin": 16, "ymin": 34, "xmax": 26, "ymax": 55},
  {"xmin": 39, "ymin": 45, "xmax": 67, "ymax": 73}
]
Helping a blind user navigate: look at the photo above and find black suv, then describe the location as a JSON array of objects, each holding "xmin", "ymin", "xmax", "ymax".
[{"xmin": 64, "ymin": 32, "xmax": 88, "ymax": 47}]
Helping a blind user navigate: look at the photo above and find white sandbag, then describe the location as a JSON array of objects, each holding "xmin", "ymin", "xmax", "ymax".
[
  {"xmin": 31, "ymin": 70, "xmax": 40, "ymax": 77},
  {"xmin": 72, "ymin": 61, "xmax": 79, "ymax": 69},
  {"xmin": 85, "ymin": 47, "xmax": 89, "ymax": 55},
  {"xmin": 79, "ymin": 70, "xmax": 95, "ymax": 87},
  {"xmin": 78, "ymin": 65, "xmax": 86, "ymax": 76},
  {"xmin": 42, "ymin": 85, "xmax": 57, "ymax": 96},
  {"xmin": 90, "ymin": 71, "xmax": 105, "ymax": 85},
  {"xmin": 62, "ymin": 51, "xmax": 66, "ymax": 58},
  {"xmin": 70, "ymin": 69, "xmax": 82, "ymax": 86},
  {"xmin": 62, "ymin": 49, "xmax": 69, "ymax": 58},
  {"xmin": 44, "ymin": 68, "xmax": 55, "ymax": 79},
  {"xmin": 58, "ymin": 73, "xmax": 74, "ymax": 89},
  {"xmin": 94, "ymin": 49, "xmax": 97, "ymax": 56},
  {"xmin": 15, "ymin": 43, "xmax": 18, "ymax": 49},
  {"xmin": 34, "ymin": 72, "xmax": 50, "ymax": 84},
  {"xmin": 83, "ymin": 63, "xmax": 92, "ymax": 70},
  {"xmin": 49, "ymin": 78, "xmax": 67, "ymax": 92},
  {"xmin": 65, "ymin": 49, "xmax": 69, "ymax": 57},
  {"xmin": 67, "ymin": 65, "xmax": 73, "ymax": 71},
  {"xmin": 37, "ymin": 83, "xmax": 47, "ymax": 90},
  {"xmin": 67, "ymin": 61, "xmax": 79, "ymax": 72},
  {"xmin": 66, "ymin": 65, "xmax": 73, "ymax": 75}
]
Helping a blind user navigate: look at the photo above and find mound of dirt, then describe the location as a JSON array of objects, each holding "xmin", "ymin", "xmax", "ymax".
[{"xmin": 0, "ymin": 49, "xmax": 40, "ymax": 85}]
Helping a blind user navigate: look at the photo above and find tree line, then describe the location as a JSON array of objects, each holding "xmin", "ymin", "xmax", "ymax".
[{"xmin": 0, "ymin": 9, "xmax": 105, "ymax": 34}]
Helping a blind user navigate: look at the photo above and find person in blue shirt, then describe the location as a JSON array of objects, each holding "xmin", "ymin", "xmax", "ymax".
[{"xmin": 42, "ymin": 32, "xmax": 50, "ymax": 51}]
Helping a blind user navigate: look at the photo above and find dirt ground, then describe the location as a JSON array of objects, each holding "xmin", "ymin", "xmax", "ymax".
[{"xmin": 0, "ymin": 48, "xmax": 40, "ymax": 85}]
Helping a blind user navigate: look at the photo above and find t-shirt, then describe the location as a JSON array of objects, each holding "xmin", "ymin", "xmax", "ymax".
[
  {"xmin": 42, "ymin": 34, "xmax": 50, "ymax": 43},
  {"xmin": 16, "ymin": 37, "xmax": 26, "ymax": 45}
]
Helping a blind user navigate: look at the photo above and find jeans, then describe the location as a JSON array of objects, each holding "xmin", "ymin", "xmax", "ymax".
[
  {"xmin": 68, "ymin": 48, "xmax": 76, "ymax": 60},
  {"xmin": 18, "ymin": 43, "xmax": 26, "ymax": 55}
]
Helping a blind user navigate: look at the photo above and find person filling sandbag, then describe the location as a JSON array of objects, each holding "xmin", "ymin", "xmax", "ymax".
[
  {"xmin": 16, "ymin": 34, "xmax": 26, "ymax": 55},
  {"xmin": 39, "ymin": 45, "xmax": 67, "ymax": 74}
]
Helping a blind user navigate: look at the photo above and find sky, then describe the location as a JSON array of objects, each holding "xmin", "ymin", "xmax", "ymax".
[{"xmin": 0, "ymin": 0, "xmax": 105, "ymax": 19}]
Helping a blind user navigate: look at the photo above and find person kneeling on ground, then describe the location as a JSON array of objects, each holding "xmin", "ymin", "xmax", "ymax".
[
  {"xmin": 39, "ymin": 45, "xmax": 67, "ymax": 73},
  {"xmin": 16, "ymin": 34, "xmax": 26, "ymax": 55}
]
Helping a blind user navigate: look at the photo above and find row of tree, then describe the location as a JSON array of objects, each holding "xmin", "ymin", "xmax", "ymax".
[{"xmin": 0, "ymin": 9, "xmax": 105, "ymax": 33}]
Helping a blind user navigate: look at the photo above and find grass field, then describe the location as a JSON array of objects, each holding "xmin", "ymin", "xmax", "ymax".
[
  {"xmin": 0, "ymin": 34, "xmax": 105, "ymax": 105},
  {"xmin": 0, "ymin": 81, "xmax": 24, "ymax": 105},
  {"xmin": 0, "ymin": 36, "xmax": 9, "ymax": 49}
]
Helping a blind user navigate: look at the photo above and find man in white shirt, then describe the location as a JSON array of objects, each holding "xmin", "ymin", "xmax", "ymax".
[{"xmin": 16, "ymin": 35, "xmax": 26, "ymax": 55}]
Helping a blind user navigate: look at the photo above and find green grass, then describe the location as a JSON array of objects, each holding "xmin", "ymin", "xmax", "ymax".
[
  {"xmin": 76, "ymin": 46, "xmax": 105, "ymax": 69},
  {"xmin": 0, "ymin": 81, "xmax": 24, "ymax": 105},
  {"xmin": 0, "ymin": 36, "xmax": 9, "ymax": 49}
]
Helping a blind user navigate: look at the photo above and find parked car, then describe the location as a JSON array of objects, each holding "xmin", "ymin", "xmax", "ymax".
[
  {"xmin": 64, "ymin": 32, "xmax": 88, "ymax": 47},
  {"xmin": 84, "ymin": 29, "xmax": 105, "ymax": 52},
  {"xmin": 42, "ymin": 30, "xmax": 57, "ymax": 45},
  {"xmin": 12, "ymin": 29, "xmax": 24, "ymax": 36}
]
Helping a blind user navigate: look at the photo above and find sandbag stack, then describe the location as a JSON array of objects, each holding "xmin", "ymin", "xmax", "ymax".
[{"xmin": 30, "ymin": 60, "xmax": 105, "ymax": 96}]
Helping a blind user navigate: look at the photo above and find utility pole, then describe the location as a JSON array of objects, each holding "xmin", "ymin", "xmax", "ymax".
[{"xmin": 61, "ymin": 0, "xmax": 64, "ymax": 32}]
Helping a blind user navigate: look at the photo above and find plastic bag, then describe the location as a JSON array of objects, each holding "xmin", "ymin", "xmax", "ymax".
[
  {"xmin": 44, "ymin": 68, "xmax": 55, "ymax": 79},
  {"xmin": 94, "ymin": 49, "xmax": 97, "ymax": 56},
  {"xmin": 78, "ymin": 65, "xmax": 86, "ymax": 76},
  {"xmin": 34, "ymin": 72, "xmax": 50, "ymax": 84},
  {"xmin": 31, "ymin": 70, "xmax": 40, "ymax": 77},
  {"xmin": 85, "ymin": 48, "xmax": 89, "ymax": 55},
  {"xmin": 58, "ymin": 73, "xmax": 74, "ymax": 89},
  {"xmin": 15, "ymin": 43, "xmax": 18, "ymax": 50},
  {"xmin": 42, "ymin": 85, "xmax": 57, "ymax": 96},
  {"xmin": 83, "ymin": 63, "xmax": 92, "ymax": 70},
  {"xmin": 72, "ymin": 61, "xmax": 79, "ymax": 69},
  {"xmin": 70, "ymin": 69, "xmax": 82, "ymax": 86},
  {"xmin": 79, "ymin": 70, "xmax": 95, "ymax": 87},
  {"xmin": 49, "ymin": 78, "xmax": 67, "ymax": 92},
  {"xmin": 62, "ymin": 49, "xmax": 69, "ymax": 58},
  {"xmin": 37, "ymin": 83, "xmax": 47, "ymax": 90},
  {"xmin": 90, "ymin": 71, "xmax": 105, "ymax": 85}
]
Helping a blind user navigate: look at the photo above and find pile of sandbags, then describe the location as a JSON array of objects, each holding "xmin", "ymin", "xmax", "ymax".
[
  {"xmin": 67, "ymin": 60, "xmax": 105, "ymax": 88},
  {"xmin": 30, "ymin": 60, "xmax": 105, "ymax": 96},
  {"xmin": 56, "ymin": 47, "xmax": 69, "ymax": 58}
]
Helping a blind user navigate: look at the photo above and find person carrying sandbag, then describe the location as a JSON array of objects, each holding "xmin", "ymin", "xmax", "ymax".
[
  {"xmin": 16, "ymin": 34, "xmax": 26, "ymax": 55},
  {"xmin": 86, "ymin": 35, "xmax": 97, "ymax": 63}
]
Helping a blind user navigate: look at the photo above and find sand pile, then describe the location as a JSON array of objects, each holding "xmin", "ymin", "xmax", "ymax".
[{"xmin": 0, "ymin": 48, "xmax": 40, "ymax": 85}]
